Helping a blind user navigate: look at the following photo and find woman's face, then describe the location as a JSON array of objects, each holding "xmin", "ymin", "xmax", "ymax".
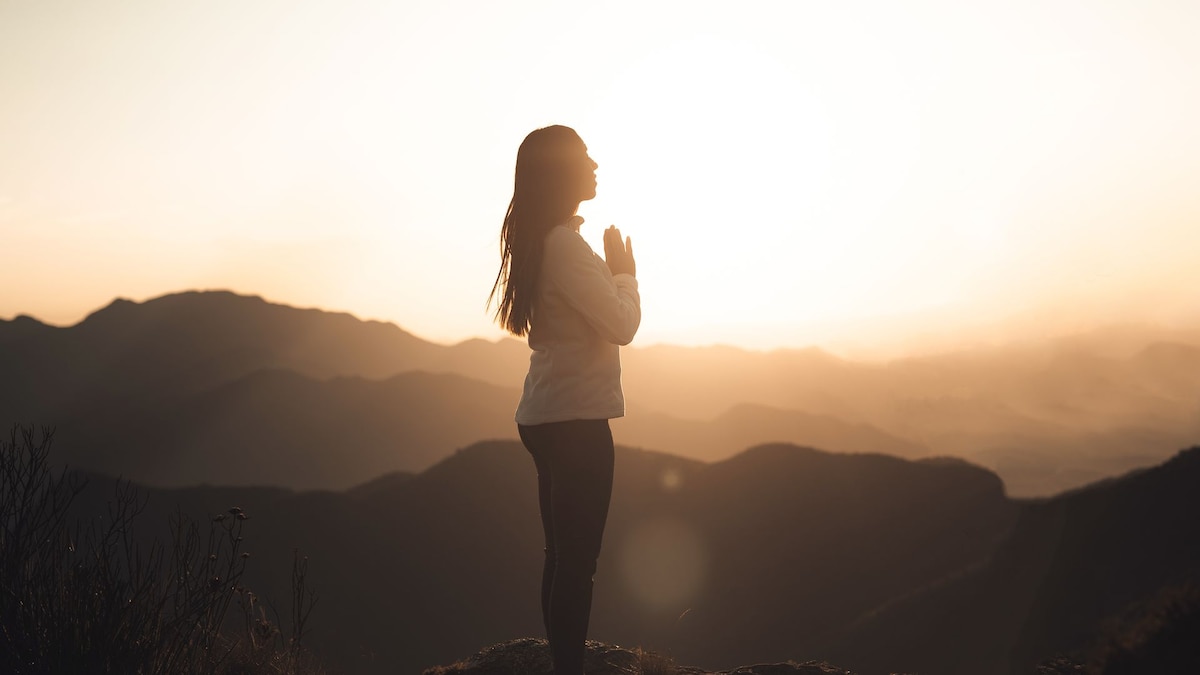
[{"xmin": 572, "ymin": 141, "xmax": 599, "ymax": 203}]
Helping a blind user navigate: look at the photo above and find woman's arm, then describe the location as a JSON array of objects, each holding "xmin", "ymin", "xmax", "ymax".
[{"xmin": 546, "ymin": 228, "xmax": 641, "ymax": 346}]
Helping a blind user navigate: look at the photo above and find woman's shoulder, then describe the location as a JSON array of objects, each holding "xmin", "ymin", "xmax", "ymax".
[
  {"xmin": 545, "ymin": 223, "xmax": 591, "ymax": 255},
  {"xmin": 543, "ymin": 224, "xmax": 608, "ymax": 286}
]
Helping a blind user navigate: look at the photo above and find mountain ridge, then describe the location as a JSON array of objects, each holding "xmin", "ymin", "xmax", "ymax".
[
  {"xmin": 821, "ymin": 443, "xmax": 1200, "ymax": 674},
  {"xmin": 4, "ymin": 289, "xmax": 1199, "ymax": 496}
]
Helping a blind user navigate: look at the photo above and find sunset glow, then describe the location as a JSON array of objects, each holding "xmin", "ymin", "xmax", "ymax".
[{"xmin": 2, "ymin": 1, "xmax": 1198, "ymax": 355}]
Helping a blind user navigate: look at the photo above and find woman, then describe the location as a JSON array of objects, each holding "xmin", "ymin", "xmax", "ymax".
[{"xmin": 488, "ymin": 125, "xmax": 640, "ymax": 675}]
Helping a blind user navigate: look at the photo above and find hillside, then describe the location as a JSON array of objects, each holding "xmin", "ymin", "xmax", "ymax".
[
  {"xmin": 822, "ymin": 445, "xmax": 1200, "ymax": 675},
  {"xmin": 65, "ymin": 441, "xmax": 1017, "ymax": 675},
  {"xmin": 58, "ymin": 438, "xmax": 1200, "ymax": 674}
]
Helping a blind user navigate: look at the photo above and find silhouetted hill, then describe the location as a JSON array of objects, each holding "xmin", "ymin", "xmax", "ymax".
[
  {"xmin": 0, "ymin": 291, "xmax": 438, "ymax": 417},
  {"xmin": 345, "ymin": 470, "xmax": 416, "ymax": 499},
  {"xmin": 5, "ymin": 290, "xmax": 1199, "ymax": 495},
  {"xmin": 0, "ymin": 314, "xmax": 53, "ymax": 339},
  {"xmin": 823, "ymin": 445, "xmax": 1200, "ymax": 675},
  {"xmin": 669, "ymin": 444, "xmax": 1011, "ymax": 668},
  {"xmin": 68, "ymin": 442, "xmax": 1017, "ymax": 675}
]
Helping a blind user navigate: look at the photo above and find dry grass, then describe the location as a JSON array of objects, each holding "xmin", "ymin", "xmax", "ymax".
[{"xmin": 0, "ymin": 425, "xmax": 325, "ymax": 675}]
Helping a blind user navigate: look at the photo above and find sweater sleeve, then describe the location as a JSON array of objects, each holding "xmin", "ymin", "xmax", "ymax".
[{"xmin": 545, "ymin": 228, "xmax": 642, "ymax": 346}]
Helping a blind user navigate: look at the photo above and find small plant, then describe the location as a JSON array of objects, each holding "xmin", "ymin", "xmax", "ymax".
[
  {"xmin": 0, "ymin": 425, "xmax": 323, "ymax": 675},
  {"xmin": 634, "ymin": 646, "xmax": 678, "ymax": 675}
]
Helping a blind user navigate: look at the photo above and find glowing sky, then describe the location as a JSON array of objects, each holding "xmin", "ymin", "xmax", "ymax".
[{"xmin": 2, "ymin": 1, "xmax": 1198, "ymax": 353}]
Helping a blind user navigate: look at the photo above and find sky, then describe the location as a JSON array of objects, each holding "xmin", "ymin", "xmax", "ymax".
[{"xmin": 2, "ymin": 0, "xmax": 1198, "ymax": 355}]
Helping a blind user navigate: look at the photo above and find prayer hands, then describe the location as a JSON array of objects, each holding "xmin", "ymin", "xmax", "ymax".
[{"xmin": 603, "ymin": 225, "xmax": 636, "ymax": 278}]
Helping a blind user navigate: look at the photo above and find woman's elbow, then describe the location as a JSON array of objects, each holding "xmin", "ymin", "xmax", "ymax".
[{"xmin": 609, "ymin": 320, "xmax": 640, "ymax": 346}]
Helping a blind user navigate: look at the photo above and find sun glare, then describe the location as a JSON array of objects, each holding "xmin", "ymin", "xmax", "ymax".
[
  {"xmin": 576, "ymin": 36, "xmax": 842, "ymax": 342},
  {"xmin": 570, "ymin": 32, "xmax": 942, "ymax": 346}
]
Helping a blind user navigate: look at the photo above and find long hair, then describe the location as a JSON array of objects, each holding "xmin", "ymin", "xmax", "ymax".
[{"xmin": 489, "ymin": 125, "xmax": 587, "ymax": 336}]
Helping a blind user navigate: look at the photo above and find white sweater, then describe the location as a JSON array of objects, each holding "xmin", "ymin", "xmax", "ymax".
[{"xmin": 514, "ymin": 217, "xmax": 642, "ymax": 425}]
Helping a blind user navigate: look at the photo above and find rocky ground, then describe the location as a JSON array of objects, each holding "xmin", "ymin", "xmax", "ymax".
[
  {"xmin": 421, "ymin": 639, "xmax": 873, "ymax": 675},
  {"xmin": 422, "ymin": 639, "xmax": 1092, "ymax": 675}
]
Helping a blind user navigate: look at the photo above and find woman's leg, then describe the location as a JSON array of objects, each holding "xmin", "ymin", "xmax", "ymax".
[
  {"xmin": 519, "ymin": 420, "xmax": 615, "ymax": 675},
  {"xmin": 518, "ymin": 424, "xmax": 556, "ymax": 640},
  {"xmin": 547, "ymin": 419, "xmax": 614, "ymax": 675}
]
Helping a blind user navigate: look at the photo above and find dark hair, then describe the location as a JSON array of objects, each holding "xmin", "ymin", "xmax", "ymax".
[{"xmin": 489, "ymin": 125, "xmax": 588, "ymax": 336}]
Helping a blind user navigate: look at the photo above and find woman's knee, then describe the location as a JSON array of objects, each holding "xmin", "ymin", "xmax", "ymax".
[
  {"xmin": 554, "ymin": 547, "xmax": 600, "ymax": 581},
  {"xmin": 553, "ymin": 531, "xmax": 603, "ymax": 570}
]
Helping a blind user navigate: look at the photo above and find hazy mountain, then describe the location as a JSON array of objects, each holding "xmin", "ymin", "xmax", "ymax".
[
  {"xmin": 0, "ymin": 291, "xmax": 925, "ymax": 489},
  {"xmin": 5, "ymin": 289, "xmax": 1198, "ymax": 495},
  {"xmin": 67, "ymin": 441, "xmax": 1018, "ymax": 675},
  {"xmin": 621, "ymin": 332, "xmax": 1200, "ymax": 496},
  {"xmin": 821, "ymin": 444, "xmax": 1200, "ymax": 675},
  {"xmin": 20, "ymin": 368, "xmax": 931, "ymax": 490},
  {"xmin": 62, "ymin": 369, "xmax": 520, "ymax": 488},
  {"xmin": 612, "ymin": 402, "xmax": 929, "ymax": 462}
]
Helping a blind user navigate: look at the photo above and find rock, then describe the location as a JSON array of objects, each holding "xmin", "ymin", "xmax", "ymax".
[
  {"xmin": 1034, "ymin": 657, "xmax": 1088, "ymax": 674},
  {"xmin": 421, "ymin": 639, "xmax": 862, "ymax": 675}
]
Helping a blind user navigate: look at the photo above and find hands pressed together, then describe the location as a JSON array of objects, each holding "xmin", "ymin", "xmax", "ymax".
[{"xmin": 603, "ymin": 225, "xmax": 636, "ymax": 278}]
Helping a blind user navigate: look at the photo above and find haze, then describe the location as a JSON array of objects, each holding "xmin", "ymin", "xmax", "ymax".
[{"xmin": 2, "ymin": 0, "xmax": 1198, "ymax": 356}]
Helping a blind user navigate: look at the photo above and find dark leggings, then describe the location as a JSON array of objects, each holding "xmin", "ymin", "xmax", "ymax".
[{"xmin": 518, "ymin": 419, "xmax": 615, "ymax": 675}]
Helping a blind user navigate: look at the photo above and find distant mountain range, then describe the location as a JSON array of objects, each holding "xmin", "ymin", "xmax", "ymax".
[
  {"xmin": 64, "ymin": 440, "xmax": 1200, "ymax": 675},
  {"xmin": 4, "ymin": 289, "xmax": 1199, "ymax": 495}
]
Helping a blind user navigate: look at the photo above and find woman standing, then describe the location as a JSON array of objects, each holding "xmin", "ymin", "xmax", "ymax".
[{"xmin": 489, "ymin": 125, "xmax": 640, "ymax": 675}]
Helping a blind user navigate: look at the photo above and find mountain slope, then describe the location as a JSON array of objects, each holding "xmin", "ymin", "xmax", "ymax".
[
  {"xmin": 825, "ymin": 445, "xmax": 1200, "ymax": 675},
  {"xmin": 67, "ymin": 441, "xmax": 1017, "ymax": 675},
  {"xmin": 54, "ymin": 369, "xmax": 521, "ymax": 489},
  {"xmin": 0, "ymin": 291, "xmax": 438, "ymax": 415}
]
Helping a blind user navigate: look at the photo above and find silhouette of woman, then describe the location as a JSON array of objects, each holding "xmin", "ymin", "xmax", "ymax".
[{"xmin": 489, "ymin": 125, "xmax": 640, "ymax": 675}]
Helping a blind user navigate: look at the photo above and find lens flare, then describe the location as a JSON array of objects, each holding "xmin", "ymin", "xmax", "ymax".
[
  {"xmin": 617, "ymin": 517, "xmax": 707, "ymax": 612},
  {"xmin": 660, "ymin": 468, "xmax": 683, "ymax": 492}
]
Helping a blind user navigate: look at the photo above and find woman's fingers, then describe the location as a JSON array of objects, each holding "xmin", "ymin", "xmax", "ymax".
[
  {"xmin": 602, "ymin": 227, "xmax": 635, "ymax": 276},
  {"xmin": 606, "ymin": 226, "xmax": 622, "ymax": 246}
]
